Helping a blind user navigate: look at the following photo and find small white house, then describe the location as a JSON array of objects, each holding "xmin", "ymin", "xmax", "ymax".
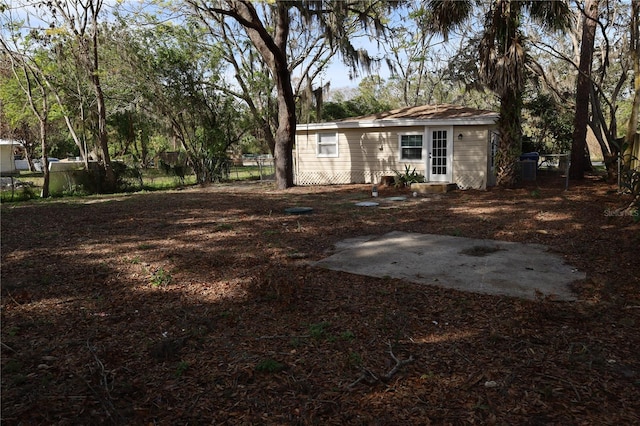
[
  {"xmin": 295, "ymin": 104, "xmax": 499, "ymax": 190},
  {"xmin": 0, "ymin": 139, "xmax": 23, "ymax": 175}
]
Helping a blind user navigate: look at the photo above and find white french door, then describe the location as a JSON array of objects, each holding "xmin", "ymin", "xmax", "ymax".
[{"xmin": 427, "ymin": 127, "xmax": 452, "ymax": 182}]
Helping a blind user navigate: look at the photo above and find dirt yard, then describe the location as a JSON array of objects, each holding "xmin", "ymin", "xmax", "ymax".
[{"xmin": 1, "ymin": 174, "xmax": 639, "ymax": 424}]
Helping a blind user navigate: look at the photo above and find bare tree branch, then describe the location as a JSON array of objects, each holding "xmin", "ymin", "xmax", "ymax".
[{"xmin": 348, "ymin": 341, "xmax": 415, "ymax": 389}]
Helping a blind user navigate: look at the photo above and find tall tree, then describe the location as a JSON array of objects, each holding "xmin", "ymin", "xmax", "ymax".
[
  {"xmin": 570, "ymin": 0, "xmax": 599, "ymax": 179},
  {"xmin": 1, "ymin": 49, "xmax": 51, "ymax": 197},
  {"xmin": 115, "ymin": 21, "xmax": 247, "ymax": 182},
  {"xmin": 425, "ymin": 0, "xmax": 571, "ymax": 187},
  {"xmin": 583, "ymin": 0, "xmax": 634, "ymax": 180},
  {"xmin": 624, "ymin": 0, "xmax": 640, "ymax": 168},
  {"xmin": 1, "ymin": 6, "xmax": 92, "ymax": 169},
  {"xmin": 44, "ymin": 0, "xmax": 116, "ymax": 190},
  {"xmin": 0, "ymin": 58, "xmax": 38, "ymax": 170},
  {"xmin": 186, "ymin": 0, "xmax": 397, "ymax": 189},
  {"xmin": 203, "ymin": 13, "xmax": 279, "ymax": 154},
  {"xmin": 529, "ymin": 0, "xmax": 635, "ymax": 180}
]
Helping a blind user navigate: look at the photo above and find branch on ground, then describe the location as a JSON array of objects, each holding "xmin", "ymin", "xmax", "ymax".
[{"xmin": 348, "ymin": 341, "xmax": 415, "ymax": 389}]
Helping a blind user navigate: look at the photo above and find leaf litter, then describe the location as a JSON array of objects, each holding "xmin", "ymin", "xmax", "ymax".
[{"xmin": 1, "ymin": 175, "xmax": 639, "ymax": 424}]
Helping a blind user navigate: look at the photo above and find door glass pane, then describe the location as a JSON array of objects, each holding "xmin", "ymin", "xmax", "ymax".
[{"xmin": 431, "ymin": 130, "xmax": 447, "ymax": 175}]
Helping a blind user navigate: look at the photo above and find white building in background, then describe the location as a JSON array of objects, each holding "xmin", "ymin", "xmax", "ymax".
[{"xmin": 0, "ymin": 139, "xmax": 23, "ymax": 175}]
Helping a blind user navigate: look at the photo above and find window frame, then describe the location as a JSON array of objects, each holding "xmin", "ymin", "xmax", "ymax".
[
  {"xmin": 316, "ymin": 132, "xmax": 339, "ymax": 158},
  {"xmin": 398, "ymin": 132, "xmax": 424, "ymax": 161}
]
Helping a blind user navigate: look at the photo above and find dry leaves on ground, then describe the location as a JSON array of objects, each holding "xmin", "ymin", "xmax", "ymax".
[{"xmin": 1, "ymin": 173, "xmax": 639, "ymax": 424}]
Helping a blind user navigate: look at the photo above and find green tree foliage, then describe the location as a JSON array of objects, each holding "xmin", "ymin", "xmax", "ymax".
[
  {"xmin": 108, "ymin": 110, "xmax": 154, "ymax": 167},
  {"xmin": 115, "ymin": 21, "xmax": 247, "ymax": 183},
  {"xmin": 321, "ymin": 77, "xmax": 393, "ymax": 120},
  {"xmin": 523, "ymin": 93, "xmax": 573, "ymax": 154},
  {"xmin": 381, "ymin": 2, "xmax": 450, "ymax": 107},
  {"xmin": 525, "ymin": 0, "xmax": 636, "ymax": 179},
  {"xmin": 195, "ymin": 12, "xmax": 279, "ymax": 157},
  {"xmin": 44, "ymin": 0, "xmax": 117, "ymax": 190},
  {"xmin": 322, "ymin": 96, "xmax": 392, "ymax": 121},
  {"xmin": 0, "ymin": 60, "xmax": 39, "ymax": 164},
  {"xmin": 0, "ymin": 50, "xmax": 52, "ymax": 196},
  {"xmin": 1, "ymin": 0, "xmax": 120, "ymax": 189},
  {"xmin": 0, "ymin": 51, "xmax": 84, "ymax": 165}
]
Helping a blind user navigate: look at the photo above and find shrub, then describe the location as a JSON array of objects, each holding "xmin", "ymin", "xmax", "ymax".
[{"xmin": 393, "ymin": 165, "xmax": 424, "ymax": 187}]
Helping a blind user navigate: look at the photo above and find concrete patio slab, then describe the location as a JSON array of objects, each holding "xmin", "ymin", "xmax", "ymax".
[{"xmin": 315, "ymin": 231, "xmax": 584, "ymax": 301}]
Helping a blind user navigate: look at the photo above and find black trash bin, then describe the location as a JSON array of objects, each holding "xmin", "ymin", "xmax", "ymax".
[
  {"xmin": 519, "ymin": 152, "xmax": 539, "ymax": 181},
  {"xmin": 520, "ymin": 152, "xmax": 540, "ymax": 164}
]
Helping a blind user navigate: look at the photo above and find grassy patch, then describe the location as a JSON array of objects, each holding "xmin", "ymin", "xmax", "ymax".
[
  {"xmin": 308, "ymin": 321, "xmax": 331, "ymax": 340},
  {"xmin": 216, "ymin": 223, "xmax": 234, "ymax": 231},
  {"xmin": 150, "ymin": 267, "xmax": 173, "ymax": 287},
  {"xmin": 1, "ymin": 186, "xmax": 39, "ymax": 203},
  {"xmin": 175, "ymin": 361, "xmax": 189, "ymax": 377}
]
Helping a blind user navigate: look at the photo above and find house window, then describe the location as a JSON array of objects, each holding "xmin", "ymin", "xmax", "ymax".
[
  {"xmin": 317, "ymin": 133, "xmax": 338, "ymax": 157},
  {"xmin": 400, "ymin": 134, "xmax": 423, "ymax": 160}
]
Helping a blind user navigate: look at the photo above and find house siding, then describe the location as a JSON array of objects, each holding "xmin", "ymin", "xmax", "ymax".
[
  {"xmin": 452, "ymin": 127, "xmax": 490, "ymax": 190},
  {"xmin": 296, "ymin": 126, "xmax": 428, "ymax": 185},
  {"xmin": 295, "ymin": 123, "xmax": 495, "ymax": 189}
]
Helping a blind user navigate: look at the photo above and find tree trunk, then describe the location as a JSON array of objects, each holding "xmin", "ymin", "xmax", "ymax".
[
  {"xmin": 140, "ymin": 127, "xmax": 149, "ymax": 168},
  {"xmin": 273, "ymin": 60, "xmax": 296, "ymax": 189},
  {"xmin": 273, "ymin": 106, "xmax": 295, "ymax": 188},
  {"xmin": 225, "ymin": 0, "xmax": 296, "ymax": 188},
  {"xmin": 39, "ymin": 102, "xmax": 50, "ymax": 198},
  {"xmin": 271, "ymin": 3, "xmax": 296, "ymax": 189},
  {"xmin": 92, "ymin": 72, "xmax": 116, "ymax": 191},
  {"xmin": 624, "ymin": 0, "xmax": 640, "ymax": 168},
  {"xmin": 589, "ymin": 84, "xmax": 619, "ymax": 180},
  {"xmin": 570, "ymin": 0, "xmax": 599, "ymax": 180},
  {"xmin": 495, "ymin": 90, "xmax": 522, "ymax": 188},
  {"xmin": 260, "ymin": 118, "xmax": 276, "ymax": 158},
  {"xmin": 90, "ymin": 18, "xmax": 116, "ymax": 192}
]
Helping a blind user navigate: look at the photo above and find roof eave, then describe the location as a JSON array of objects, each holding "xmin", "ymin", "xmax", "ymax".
[
  {"xmin": 296, "ymin": 116, "xmax": 499, "ymax": 131},
  {"xmin": 0, "ymin": 139, "xmax": 25, "ymax": 146}
]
